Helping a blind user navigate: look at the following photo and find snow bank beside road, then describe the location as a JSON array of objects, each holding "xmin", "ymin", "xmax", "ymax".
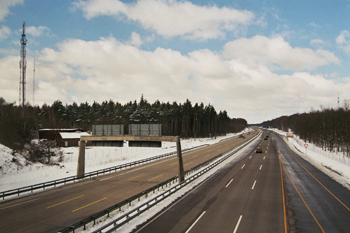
[
  {"xmin": 0, "ymin": 129, "xmax": 253, "ymax": 192},
  {"xmin": 271, "ymin": 128, "xmax": 350, "ymax": 190}
]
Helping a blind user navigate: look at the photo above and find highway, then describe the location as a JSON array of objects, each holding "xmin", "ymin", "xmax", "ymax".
[
  {"xmin": 2, "ymin": 129, "xmax": 349, "ymax": 233},
  {"xmin": 276, "ymin": 133, "xmax": 350, "ymax": 232},
  {"xmin": 134, "ymin": 131, "xmax": 350, "ymax": 233},
  {"xmin": 134, "ymin": 130, "xmax": 285, "ymax": 233},
  {"xmin": 0, "ymin": 131, "xmax": 258, "ymax": 233}
]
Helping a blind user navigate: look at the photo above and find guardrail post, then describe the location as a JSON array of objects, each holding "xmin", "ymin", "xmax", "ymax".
[
  {"xmin": 77, "ymin": 140, "xmax": 86, "ymax": 178},
  {"xmin": 176, "ymin": 136, "xmax": 185, "ymax": 183}
]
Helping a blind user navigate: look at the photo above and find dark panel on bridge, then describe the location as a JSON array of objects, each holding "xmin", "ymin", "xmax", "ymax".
[
  {"xmin": 92, "ymin": 140, "xmax": 124, "ymax": 147},
  {"xmin": 129, "ymin": 141, "xmax": 162, "ymax": 147}
]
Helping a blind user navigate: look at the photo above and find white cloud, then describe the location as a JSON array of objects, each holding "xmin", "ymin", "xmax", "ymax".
[
  {"xmin": 223, "ymin": 35, "xmax": 340, "ymax": 70},
  {"xmin": 73, "ymin": 0, "xmax": 255, "ymax": 40},
  {"xmin": 0, "ymin": 0, "xmax": 23, "ymax": 21},
  {"xmin": 336, "ymin": 30, "xmax": 350, "ymax": 55},
  {"xmin": 127, "ymin": 32, "xmax": 142, "ymax": 47},
  {"xmin": 26, "ymin": 26, "xmax": 51, "ymax": 37},
  {"xmin": 0, "ymin": 25, "xmax": 10, "ymax": 39},
  {"xmin": 1, "ymin": 36, "xmax": 349, "ymax": 123},
  {"xmin": 310, "ymin": 39, "xmax": 330, "ymax": 48}
]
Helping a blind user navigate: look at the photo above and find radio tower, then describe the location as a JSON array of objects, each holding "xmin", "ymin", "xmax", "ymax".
[{"xmin": 19, "ymin": 21, "xmax": 27, "ymax": 106}]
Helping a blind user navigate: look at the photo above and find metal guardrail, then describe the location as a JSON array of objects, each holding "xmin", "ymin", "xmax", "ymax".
[
  {"xmin": 57, "ymin": 133, "xmax": 260, "ymax": 233},
  {"xmin": 0, "ymin": 145, "xmax": 206, "ymax": 200},
  {"xmin": 91, "ymin": 133, "xmax": 259, "ymax": 233}
]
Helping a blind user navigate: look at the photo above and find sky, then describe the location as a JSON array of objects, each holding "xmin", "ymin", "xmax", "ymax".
[{"xmin": 1, "ymin": 0, "xmax": 350, "ymax": 123}]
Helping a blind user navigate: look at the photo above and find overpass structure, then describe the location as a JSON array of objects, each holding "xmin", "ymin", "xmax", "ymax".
[{"xmin": 78, "ymin": 135, "xmax": 185, "ymax": 183}]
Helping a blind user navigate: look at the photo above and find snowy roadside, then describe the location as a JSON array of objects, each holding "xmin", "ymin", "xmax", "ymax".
[
  {"xmin": 0, "ymin": 129, "xmax": 252, "ymax": 192},
  {"xmin": 81, "ymin": 131, "xmax": 262, "ymax": 233},
  {"xmin": 271, "ymin": 128, "xmax": 350, "ymax": 190}
]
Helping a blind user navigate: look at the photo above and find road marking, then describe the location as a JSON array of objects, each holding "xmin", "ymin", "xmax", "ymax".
[
  {"xmin": 0, "ymin": 198, "xmax": 41, "ymax": 211},
  {"xmin": 47, "ymin": 195, "xmax": 84, "ymax": 209},
  {"xmin": 251, "ymin": 180, "xmax": 257, "ymax": 190},
  {"xmin": 72, "ymin": 197, "xmax": 107, "ymax": 213},
  {"xmin": 185, "ymin": 211, "xmax": 206, "ymax": 233},
  {"xmin": 263, "ymin": 156, "xmax": 266, "ymax": 160},
  {"xmin": 100, "ymin": 176, "xmax": 113, "ymax": 181},
  {"xmin": 170, "ymin": 162, "xmax": 178, "ymax": 166},
  {"xmin": 192, "ymin": 154, "xmax": 199, "ymax": 158},
  {"xmin": 128, "ymin": 173, "xmax": 145, "ymax": 181},
  {"xmin": 278, "ymin": 154, "xmax": 288, "ymax": 233},
  {"xmin": 184, "ymin": 162, "xmax": 193, "ymax": 167},
  {"xmin": 226, "ymin": 179, "xmax": 233, "ymax": 188},
  {"xmin": 233, "ymin": 215, "xmax": 243, "ymax": 233},
  {"xmin": 259, "ymin": 165, "xmax": 262, "ymax": 170},
  {"xmin": 249, "ymin": 156, "xmax": 252, "ymax": 159},
  {"xmin": 148, "ymin": 174, "xmax": 163, "ymax": 181},
  {"xmin": 286, "ymin": 146, "xmax": 350, "ymax": 213},
  {"xmin": 241, "ymin": 164, "xmax": 245, "ymax": 169},
  {"xmin": 280, "ymin": 158, "xmax": 325, "ymax": 233},
  {"xmin": 205, "ymin": 154, "xmax": 211, "ymax": 157}
]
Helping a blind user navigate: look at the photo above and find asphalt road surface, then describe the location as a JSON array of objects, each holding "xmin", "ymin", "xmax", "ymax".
[
  {"xmin": 134, "ymin": 131, "xmax": 350, "ymax": 233},
  {"xmin": 0, "ymin": 131, "xmax": 258, "ymax": 233},
  {"xmin": 275, "ymin": 132, "xmax": 350, "ymax": 233},
  {"xmin": 135, "ymin": 131, "xmax": 285, "ymax": 233}
]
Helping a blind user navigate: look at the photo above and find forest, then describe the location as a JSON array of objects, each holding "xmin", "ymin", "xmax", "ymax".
[
  {"xmin": 0, "ymin": 96, "xmax": 247, "ymax": 150},
  {"xmin": 261, "ymin": 101, "xmax": 350, "ymax": 156}
]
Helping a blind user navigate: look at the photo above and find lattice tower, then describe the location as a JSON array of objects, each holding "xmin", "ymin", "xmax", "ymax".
[{"xmin": 19, "ymin": 22, "xmax": 27, "ymax": 106}]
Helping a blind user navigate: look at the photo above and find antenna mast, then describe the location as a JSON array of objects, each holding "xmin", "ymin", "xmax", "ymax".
[{"xmin": 19, "ymin": 21, "xmax": 27, "ymax": 106}]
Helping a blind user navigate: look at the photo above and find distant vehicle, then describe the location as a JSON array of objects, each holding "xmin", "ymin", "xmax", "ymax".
[
  {"xmin": 256, "ymin": 148, "xmax": 263, "ymax": 153},
  {"xmin": 239, "ymin": 134, "xmax": 245, "ymax": 138},
  {"xmin": 264, "ymin": 137, "xmax": 268, "ymax": 140}
]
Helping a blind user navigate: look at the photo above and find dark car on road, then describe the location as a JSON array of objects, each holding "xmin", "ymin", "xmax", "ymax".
[{"xmin": 256, "ymin": 148, "xmax": 263, "ymax": 153}]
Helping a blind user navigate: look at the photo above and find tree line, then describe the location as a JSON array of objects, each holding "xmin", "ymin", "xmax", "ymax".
[
  {"xmin": 261, "ymin": 101, "xmax": 350, "ymax": 155},
  {"xmin": 0, "ymin": 96, "xmax": 247, "ymax": 150}
]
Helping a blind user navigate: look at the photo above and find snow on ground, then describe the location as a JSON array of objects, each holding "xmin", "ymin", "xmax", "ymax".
[
  {"xmin": 2, "ymin": 127, "xmax": 348, "ymax": 194},
  {"xmin": 0, "ymin": 129, "xmax": 252, "ymax": 192},
  {"xmin": 271, "ymin": 128, "xmax": 350, "ymax": 190}
]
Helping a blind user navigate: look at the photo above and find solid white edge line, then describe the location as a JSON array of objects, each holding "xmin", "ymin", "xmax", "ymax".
[
  {"xmin": 0, "ymin": 198, "xmax": 41, "ymax": 210},
  {"xmin": 226, "ymin": 179, "xmax": 234, "ymax": 188},
  {"xmin": 100, "ymin": 176, "xmax": 113, "ymax": 181},
  {"xmin": 241, "ymin": 164, "xmax": 245, "ymax": 169},
  {"xmin": 185, "ymin": 211, "xmax": 206, "ymax": 233},
  {"xmin": 251, "ymin": 180, "xmax": 257, "ymax": 190},
  {"xmin": 233, "ymin": 215, "xmax": 243, "ymax": 233}
]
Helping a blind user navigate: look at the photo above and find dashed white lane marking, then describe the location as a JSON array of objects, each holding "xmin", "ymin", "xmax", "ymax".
[
  {"xmin": 241, "ymin": 164, "xmax": 245, "ymax": 169},
  {"xmin": 259, "ymin": 165, "xmax": 262, "ymax": 170},
  {"xmin": 226, "ymin": 179, "xmax": 234, "ymax": 188},
  {"xmin": 185, "ymin": 211, "xmax": 206, "ymax": 233},
  {"xmin": 252, "ymin": 180, "xmax": 257, "ymax": 190},
  {"xmin": 233, "ymin": 215, "xmax": 243, "ymax": 233}
]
